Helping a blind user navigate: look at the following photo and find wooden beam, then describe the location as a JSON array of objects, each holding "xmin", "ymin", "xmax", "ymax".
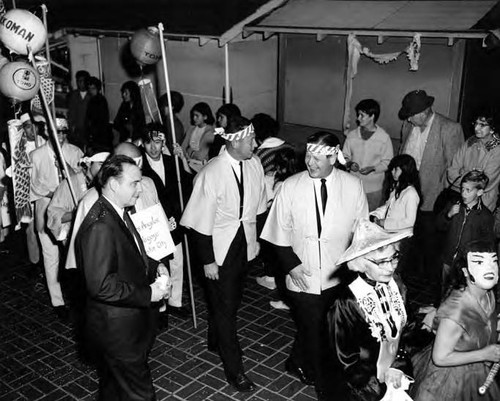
[
  {"xmin": 316, "ymin": 33, "xmax": 327, "ymax": 42},
  {"xmin": 199, "ymin": 37, "xmax": 211, "ymax": 46},
  {"xmin": 263, "ymin": 31, "xmax": 274, "ymax": 40},
  {"xmin": 241, "ymin": 30, "xmax": 253, "ymax": 39},
  {"xmin": 246, "ymin": 26, "xmax": 488, "ymax": 40}
]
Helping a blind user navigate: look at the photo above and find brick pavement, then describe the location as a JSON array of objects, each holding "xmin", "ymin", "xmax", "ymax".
[{"xmin": 0, "ymin": 232, "xmax": 435, "ymax": 401}]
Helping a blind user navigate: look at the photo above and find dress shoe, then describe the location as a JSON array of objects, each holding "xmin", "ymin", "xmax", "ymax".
[
  {"xmin": 285, "ymin": 358, "xmax": 315, "ymax": 386},
  {"xmin": 256, "ymin": 275, "xmax": 277, "ymax": 290},
  {"xmin": 168, "ymin": 305, "xmax": 190, "ymax": 319},
  {"xmin": 228, "ymin": 373, "xmax": 256, "ymax": 392}
]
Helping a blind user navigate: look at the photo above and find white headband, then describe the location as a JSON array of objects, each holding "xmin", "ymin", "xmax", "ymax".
[
  {"xmin": 306, "ymin": 143, "xmax": 346, "ymax": 165},
  {"xmin": 80, "ymin": 152, "xmax": 110, "ymax": 165},
  {"xmin": 55, "ymin": 118, "xmax": 69, "ymax": 131},
  {"xmin": 214, "ymin": 123, "xmax": 254, "ymax": 142}
]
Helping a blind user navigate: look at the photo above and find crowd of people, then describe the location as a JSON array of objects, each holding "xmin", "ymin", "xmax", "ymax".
[{"xmin": 1, "ymin": 72, "xmax": 500, "ymax": 401}]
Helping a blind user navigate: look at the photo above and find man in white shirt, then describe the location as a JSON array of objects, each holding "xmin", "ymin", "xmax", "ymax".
[
  {"xmin": 261, "ymin": 131, "xmax": 368, "ymax": 400},
  {"xmin": 181, "ymin": 117, "xmax": 267, "ymax": 392},
  {"xmin": 398, "ymin": 89, "xmax": 463, "ymax": 301},
  {"xmin": 30, "ymin": 117, "xmax": 83, "ymax": 320}
]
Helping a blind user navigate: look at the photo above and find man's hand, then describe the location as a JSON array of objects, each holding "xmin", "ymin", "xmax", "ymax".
[
  {"xmin": 359, "ymin": 166, "xmax": 375, "ymax": 175},
  {"xmin": 150, "ymin": 281, "xmax": 170, "ymax": 302},
  {"xmin": 157, "ymin": 263, "xmax": 169, "ymax": 277},
  {"xmin": 289, "ymin": 264, "xmax": 311, "ymax": 291},
  {"xmin": 447, "ymin": 203, "xmax": 460, "ymax": 219},
  {"xmin": 204, "ymin": 262, "xmax": 219, "ymax": 280},
  {"xmin": 384, "ymin": 368, "xmax": 404, "ymax": 389}
]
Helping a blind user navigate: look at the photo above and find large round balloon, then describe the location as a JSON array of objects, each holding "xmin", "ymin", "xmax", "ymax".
[
  {"xmin": 130, "ymin": 27, "xmax": 162, "ymax": 66},
  {"xmin": 0, "ymin": 61, "xmax": 40, "ymax": 103},
  {"xmin": 0, "ymin": 9, "xmax": 47, "ymax": 55}
]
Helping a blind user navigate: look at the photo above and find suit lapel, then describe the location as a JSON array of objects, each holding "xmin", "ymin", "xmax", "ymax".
[
  {"xmin": 420, "ymin": 115, "xmax": 441, "ymax": 170},
  {"xmin": 100, "ymin": 197, "xmax": 146, "ymax": 266}
]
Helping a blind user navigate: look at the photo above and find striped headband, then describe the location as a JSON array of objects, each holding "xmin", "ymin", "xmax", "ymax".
[
  {"xmin": 214, "ymin": 123, "xmax": 254, "ymax": 142},
  {"xmin": 306, "ymin": 143, "xmax": 346, "ymax": 165}
]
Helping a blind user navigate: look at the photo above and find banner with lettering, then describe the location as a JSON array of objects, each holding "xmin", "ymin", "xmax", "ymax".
[{"xmin": 130, "ymin": 203, "xmax": 176, "ymax": 261}]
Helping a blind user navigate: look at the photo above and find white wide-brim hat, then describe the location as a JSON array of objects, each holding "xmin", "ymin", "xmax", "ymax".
[{"xmin": 337, "ymin": 219, "xmax": 412, "ymax": 265}]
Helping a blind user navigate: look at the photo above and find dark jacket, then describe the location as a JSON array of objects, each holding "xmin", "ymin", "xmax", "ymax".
[
  {"xmin": 437, "ymin": 200, "xmax": 495, "ymax": 265},
  {"xmin": 141, "ymin": 153, "xmax": 183, "ymax": 245},
  {"xmin": 75, "ymin": 196, "xmax": 158, "ymax": 359}
]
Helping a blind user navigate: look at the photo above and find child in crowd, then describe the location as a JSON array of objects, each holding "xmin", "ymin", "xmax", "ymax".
[
  {"xmin": 412, "ymin": 240, "xmax": 500, "ymax": 401},
  {"xmin": 437, "ymin": 170, "xmax": 495, "ymax": 298},
  {"xmin": 370, "ymin": 154, "xmax": 421, "ymax": 232},
  {"xmin": 256, "ymin": 147, "xmax": 298, "ymax": 310},
  {"xmin": 343, "ymin": 99, "xmax": 393, "ymax": 211},
  {"xmin": 174, "ymin": 102, "xmax": 214, "ymax": 173}
]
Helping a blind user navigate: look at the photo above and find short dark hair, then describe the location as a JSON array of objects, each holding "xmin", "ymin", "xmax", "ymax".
[
  {"xmin": 306, "ymin": 131, "xmax": 340, "ymax": 148},
  {"xmin": 251, "ymin": 113, "xmax": 280, "ymax": 143},
  {"xmin": 355, "ymin": 99, "xmax": 381, "ymax": 123},
  {"xmin": 88, "ymin": 76, "xmax": 102, "ymax": 91},
  {"xmin": 461, "ymin": 170, "xmax": 489, "ymax": 190},
  {"xmin": 76, "ymin": 70, "xmax": 90, "ymax": 80},
  {"xmin": 158, "ymin": 91, "xmax": 184, "ymax": 114},
  {"xmin": 121, "ymin": 80, "xmax": 141, "ymax": 104},
  {"xmin": 190, "ymin": 102, "xmax": 215, "ymax": 126},
  {"xmin": 226, "ymin": 116, "xmax": 251, "ymax": 134},
  {"xmin": 473, "ymin": 108, "xmax": 497, "ymax": 133},
  {"xmin": 99, "ymin": 155, "xmax": 136, "ymax": 188},
  {"xmin": 142, "ymin": 122, "xmax": 165, "ymax": 144}
]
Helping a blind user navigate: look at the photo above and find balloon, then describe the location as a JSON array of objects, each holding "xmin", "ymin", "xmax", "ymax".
[
  {"xmin": 0, "ymin": 9, "xmax": 47, "ymax": 55},
  {"xmin": 0, "ymin": 61, "xmax": 40, "ymax": 103},
  {"xmin": 130, "ymin": 27, "xmax": 162, "ymax": 66}
]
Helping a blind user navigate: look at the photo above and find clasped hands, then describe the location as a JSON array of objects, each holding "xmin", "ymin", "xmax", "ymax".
[{"xmin": 150, "ymin": 263, "xmax": 172, "ymax": 302}]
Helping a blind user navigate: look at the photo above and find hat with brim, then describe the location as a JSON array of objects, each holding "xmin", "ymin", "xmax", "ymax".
[
  {"xmin": 398, "ymin": 90, "xmax": 435, "ymax": 120},
  {"xmin": 337, "ymin": 219, "xmax": 412, "ymax": 265}
]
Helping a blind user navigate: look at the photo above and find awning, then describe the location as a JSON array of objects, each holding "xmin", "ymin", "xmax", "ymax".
[{"xmin": 246, "ymin": 0, "xmax": 498, "ymax": 40}]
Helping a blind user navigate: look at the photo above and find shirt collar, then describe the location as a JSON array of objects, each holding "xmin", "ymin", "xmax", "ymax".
[{"xmin": 103, "ymin": 195, "xmax": 125, "ymax": 219}]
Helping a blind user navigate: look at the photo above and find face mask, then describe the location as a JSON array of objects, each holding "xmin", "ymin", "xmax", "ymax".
[{"xmin": 467, "ymin": 252, "xmax": 498, "ymax": 290}]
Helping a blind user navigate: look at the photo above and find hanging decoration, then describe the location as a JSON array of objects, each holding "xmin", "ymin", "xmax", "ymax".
[
  {"xmin": 406, "ymin": 33, "xmax": 421, "ymax": 71},
  {"xmin": 0, "ymin": 9, "xmax": 47, "ymax": 55},
  {"xmin": 130, "ymin": 27, "xmax": 162, "ymax": 66},
  {"xmin": 7, "ymin": 119, "xmax": 32, "ymax": 224},
  {"xmin": 0, "ymin": 60, "xmax": 40, "ymax": 103},
  {"xmin": 343, "ymin": 33, "xmax": 423, "ymax": 132},
  {"xmin": 31, "ymin": 55, "xmax": 55, "ymax": 112}
]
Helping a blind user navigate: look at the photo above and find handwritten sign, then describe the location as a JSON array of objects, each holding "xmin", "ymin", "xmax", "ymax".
[{"xmin": 130, "ymin": 203, "xmax": 176, "ymax": 261}]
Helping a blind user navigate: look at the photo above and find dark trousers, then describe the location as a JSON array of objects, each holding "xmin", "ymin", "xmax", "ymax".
[
  {"xmin": 96, "ymin": 352, "xmax": 156, "ymax": 401},
  {"xmin": 287, "ymin": 286, "xmax": 346, "ymax": 396},
  {"xmin": 411, "ymin": 211, "xmax": 444, "ymax": 303},
  {"xmin": 205, "ymin": 226, "xmax": 247, "ymax": 381}
]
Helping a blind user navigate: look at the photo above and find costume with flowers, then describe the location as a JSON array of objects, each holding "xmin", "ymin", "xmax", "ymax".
[{"xmin": 328, "ymin": 221, "xmax": 413, "ymax": 401}]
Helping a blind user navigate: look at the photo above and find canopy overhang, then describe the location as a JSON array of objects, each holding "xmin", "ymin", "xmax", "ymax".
[{"xmin": 246, "ymin": 0, "xmax": 498, "ymax": 42}]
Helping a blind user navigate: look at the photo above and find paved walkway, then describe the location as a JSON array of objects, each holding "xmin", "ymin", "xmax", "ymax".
[{"xmin": 0, "ymin": 231, "xmax": 435, "ymax": 401}]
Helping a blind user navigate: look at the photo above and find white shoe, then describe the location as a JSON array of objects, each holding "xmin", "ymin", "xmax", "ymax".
[
  {"xmin": 256, "ymin": 276, "xmax": 276, "ymax": 290},
  {"xmin": 270, "ymin": 300, "xmax": 290, "ymax": 311}
]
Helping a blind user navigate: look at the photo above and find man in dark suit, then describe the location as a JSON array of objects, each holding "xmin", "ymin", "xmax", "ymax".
[
  {"xmin": 75, "ymin": 155, "xmax": 170, "ymax": 400},
  {"xmin": 398, "ymin": 90, "xmax": 464, "ymax": 300},
  {"xmin": 141, "ymin": 123, "xmax": 189, "ymax": 319}
]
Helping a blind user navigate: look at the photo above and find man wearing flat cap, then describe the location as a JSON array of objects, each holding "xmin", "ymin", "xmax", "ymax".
[{"xmin": 398, "ymin": 90, "xmax": 463, "ymax": 297}]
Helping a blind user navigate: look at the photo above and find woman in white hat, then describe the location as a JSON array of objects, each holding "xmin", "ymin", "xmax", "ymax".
[{"xmin": 329, "ymin": 219, "xmax": 413, "ymax": 400}]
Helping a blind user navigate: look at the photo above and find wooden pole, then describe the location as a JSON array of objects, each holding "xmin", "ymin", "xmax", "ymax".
[{"xmin": 157, "ymin": 23, "xmax": 197, "ymax": 328}]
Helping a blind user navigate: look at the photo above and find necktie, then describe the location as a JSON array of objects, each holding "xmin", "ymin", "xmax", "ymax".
[
  {"xmin": 320, "ymin": 178, "xmax": 327, "ymax": 214},
  {"xmin": 123, "ymin": 210, "xmax": 148, "ymax": 266},
  {"xmin": 233, "ymin": 162, "xmax": 244, "ymax": 219}
]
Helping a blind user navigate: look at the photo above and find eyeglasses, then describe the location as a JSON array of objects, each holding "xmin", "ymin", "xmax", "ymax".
[{"xmin": 366, "ymin": 252, "xmax": 400, "ymax": 267}]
